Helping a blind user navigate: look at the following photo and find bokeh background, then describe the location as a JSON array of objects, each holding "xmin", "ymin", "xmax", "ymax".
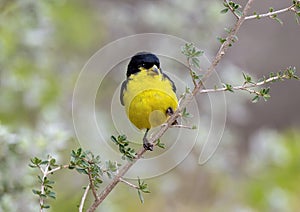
[{"xmin": 1, "ymin": 0, "xmax": 299, "ymax": 211}]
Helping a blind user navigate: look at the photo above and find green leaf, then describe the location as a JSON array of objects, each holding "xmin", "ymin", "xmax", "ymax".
[
  {"xmin": 40, "ymin": 194, "xmax": 47, "ymax": 198},
  {"xmin": 106, "ymin": 160, "xmax": 118, "ymax": 172},
  {"xmin": 220, "ymin": 8, "xmax": 229, "ymax": 14},
  {"xmin": 110, "ymin": 136, "xmax": 117, "ymax": 143},
  {"xmin": 41, "ymin": 204, "xmax": 50, "ymax": 209},
  {"xmin": 49, "ymin": 158, "xmax": 56, "ymax": 166},
  {"xmin": 242, "ymin": 72, "xmax": 252, "ymax": 84},
  {"xmin": 295, "ymin": 13, "xmax": 300, "ymax": 24},
  {"xmin": 182, "ymin": 107, "xmax": 192, "ymax": 118},
  {"xmin": 260, "ymin": 87, "xmax": 271, "ymax": 101},
  {"xmin": 76, "ymin": 148, "xmax": 82, "ymax": 156},
  {"xmin": 156, "ymin": 139, "xmax": 165, "ymax": 149},
  {"xmin": 252, "ymin": 95, "xmax": 260, "ymax": 103},
  {"xmin": 37, "ymin": 175, "xmax": 43, "ymax": 184},
  {"xmin": 295, "ymin": 0, "xmax": 300, "ymax": 9},
  {"xmin": 29, "ymin": 164, "xmax": 37, "ymax": 168},
  {"xmin": 194, "ymin": 50, "xmax": 204, "ymax": 57},
  {"xmin": 118, "ymin": 134, "xmax": 127, "ymax": 142},
  {"xmin": 224, "ymin": 83, "xmax": 234, "ymax": 92},
  {"xmin": 235, "ymin": 10, "xmax": 243, "ymax": 17},
  {"xmin": 273, "ymin": 17, "xmax": 283, "ymax": 25},
  {"xmin": 191, "ymin": 58, "xmax": 200, "ymax": 68},
  {"xmin": 48, "ymin": 191, "xmax": 56, "ymax": 199},
  {"xmin": 217, "ymin": 36, "xmax": 226, "ymax": 44},
  {"xmin": 76, "ymin": 168, "xmax": 88, "ymax": 175},
  {"xmin": 68, "ymin": 164, "xmax": 75, "ymax": 169},
  {"xmin": 40, "ymin": 160, "xmax": 49, "ymax": 165},
  {"xmin": 30, "ymin": 157, "xmax": 42, "ymax": 165},
  {"xmin": 185, "ymin": 87, "xmax": 191, "ymax": 93},
  {"xmin": 32, "ymin": 189, "xmax": 41, "ymax": 195},
  {"xmin": 263, "ymin": 94, "xmax": 271, "ymax": 101}
]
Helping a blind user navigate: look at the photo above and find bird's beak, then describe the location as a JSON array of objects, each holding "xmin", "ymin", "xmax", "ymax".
[{"xmin": 149, "ymin": 65, "xmax": 160, "ymax": 74}]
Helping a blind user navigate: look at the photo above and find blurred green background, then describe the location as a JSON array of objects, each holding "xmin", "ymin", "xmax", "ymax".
[{"xmin": 0, "ymin": 0, "xmax": 299, "ymax": 211}]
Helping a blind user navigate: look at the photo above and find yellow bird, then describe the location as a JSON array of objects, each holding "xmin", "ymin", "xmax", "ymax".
[{"xmin": 120, "ymin": 52, "xmax": 178, "ymax": 151}]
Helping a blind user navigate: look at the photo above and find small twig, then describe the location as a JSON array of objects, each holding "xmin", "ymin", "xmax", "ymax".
[
  {"xmin": 79, "ymin": 184, "xmax": 90, "ymax": 212},
  {"xmin": 187, "ymin": 58, "xmax": 197, "ymax": 87},
  {"xmin": 47, "ymin": 164, "xmax": 70, "ymax": 175},
  {"xmin": 199, "ymin": 75, "xmax": 281, "ymax": 94},
  {"xmin": 245, "ymin": 4, "xmax": 296, "ymax": 20},
  {"xmin": 239, "ymin": 87, "xmax": 260, "ymax": 95},
  {"xmin": 119, "ymin": 178, "xmax": 139, "ymax": 189},
  {"xmin": 87, "ymin": 168, "xmax": 98, "ymax": 200},
  {"xmin": 32, "ymin": 157, "xmax": 70, "ymax": 211},
  {"xmin": 170, "ymin": 124, "xmax": 195, "ymax": 129},
  {"xmin": 164, "ymin": 123, "xmax": 196, "ymax": 130},
  {"xmin": 39, "ymin": 163, "xmax": 50, "ymax": 212}
]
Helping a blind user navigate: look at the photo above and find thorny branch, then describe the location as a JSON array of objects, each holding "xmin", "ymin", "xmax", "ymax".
[
  {"xmin": 245, "ymin": 2, "xmax": 299, "ymax": 20},
  {"xmin": 200, "ymin": 74, "xmax": 292, "ymax": 94}
]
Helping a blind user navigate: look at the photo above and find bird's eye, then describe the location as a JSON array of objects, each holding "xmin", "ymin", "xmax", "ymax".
[{"xmin": 138, "ymin": 63, "xmax": 145, "ymax": 68}]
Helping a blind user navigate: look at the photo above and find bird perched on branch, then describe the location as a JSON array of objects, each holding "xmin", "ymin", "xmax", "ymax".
[{"xmin": 120, "ymin": 52, "xmax": 178, "ymax": 151}]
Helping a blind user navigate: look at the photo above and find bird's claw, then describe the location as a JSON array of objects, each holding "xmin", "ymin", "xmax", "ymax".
[{"xmin": 143, "ymin": 138, "xmax": 154, "ymax": 151}]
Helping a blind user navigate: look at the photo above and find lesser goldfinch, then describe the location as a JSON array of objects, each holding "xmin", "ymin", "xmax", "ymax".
[{"xmin": 120, "ymin": 52, "xmax": 178, "ymax": 151}]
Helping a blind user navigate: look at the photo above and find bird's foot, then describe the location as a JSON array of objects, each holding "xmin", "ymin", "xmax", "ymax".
[{"xmin": 143, "ymin": 138, "xmax": 153, "ymax": 151}]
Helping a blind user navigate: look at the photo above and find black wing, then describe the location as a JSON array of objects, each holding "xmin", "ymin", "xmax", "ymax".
[{"xmin": 120, "ymin": 79, "xmax": 128, "ymax": 106}]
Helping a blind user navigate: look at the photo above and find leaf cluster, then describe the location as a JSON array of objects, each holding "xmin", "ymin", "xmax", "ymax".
[
  {"xmin": 137, "ymin": 178, "xmax": 151, "ymax": 203},
  {"xmin": 181, "ymin": 43, "xmax": 204, "ymax": 69},
  {"xmin": 217, "ymin": 28, "xmax": 238, "ymax": 47},
  {"xmin": 251, "ymin": 67, "xmax": 299, "ymax": 102},
  {"xmin": 156, "ymin": 139, "xmax": 165, "ymax": 149},
  {"xmin": 254, "ymin": 67, "xmax": 298, "ymax": 102},
  {"xmin": 222, "ymin": 67, "xmax": 298, "ymax": 103},
  {"xmin": 111, "ymin": 135, "xmax": 137, "ymax": 161},
  {"xmin": 221, "ymin": 1, "xmax": 242, "ymax": 17},
  {"xmin": 268, "ymin": 7, "xmax": 284, "ymax": 25},
  {"xmin": 30, "ymin": 156, "xmax": 59, "ymax": 210},
  {"xmin": 182, "ymin": 107, "xmax": 193, "ymax": 118},
  {"xmin": 69, "ymin": 148, "xmax": 120, "ymax": 187}
]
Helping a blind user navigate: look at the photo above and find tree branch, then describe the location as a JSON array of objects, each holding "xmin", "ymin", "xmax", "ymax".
[
  {"xmin": 119, "ymin": 178, "xmax": 139, "ymax": 189},
  {"xmin": 187, "ymin": 58, "xmax": 198, "ymax": 87},
  {"xmin": 245, "ymin": 4, "xmax": 297, "ymax": 20},
  {"xmin": 38, "ymin": 163, "xmax": 50, "ymax": 212},
  {"xmin": 47, "ymin": 164, "xmax": 69, "ymax": 175},
  {"xmin": 87, "ymin": 168, "xmax": 99, "ymax": 201},
  {"xmin": 87, "ymin": 149, "xmax": 146, "ymax": 212},
  {"xmin": 87, "ymin": 0, "xmax": 256, "ymax": 211},
  {"xmin": 79, "ymin": 184, "xmax": 90, "ymax": 212},
  {"xmin": 199, "ymin": 75, "xmax": 282, "ymax": 94}
]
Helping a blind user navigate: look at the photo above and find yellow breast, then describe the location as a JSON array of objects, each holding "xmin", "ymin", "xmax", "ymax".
[{"xmin": 122, "ymin": 71, "xmax": 178, "ymax": 129}]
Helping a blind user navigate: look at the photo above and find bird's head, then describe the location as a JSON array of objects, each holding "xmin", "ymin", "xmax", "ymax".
[{"xmin": 127, "ymin": 52, "xmax": 161, "ymax": 78}]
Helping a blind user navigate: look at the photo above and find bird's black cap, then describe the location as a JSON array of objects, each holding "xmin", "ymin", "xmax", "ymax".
[{"xmin": 126, "ymin": 52, "xmax": 160, "ymax": 78}]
